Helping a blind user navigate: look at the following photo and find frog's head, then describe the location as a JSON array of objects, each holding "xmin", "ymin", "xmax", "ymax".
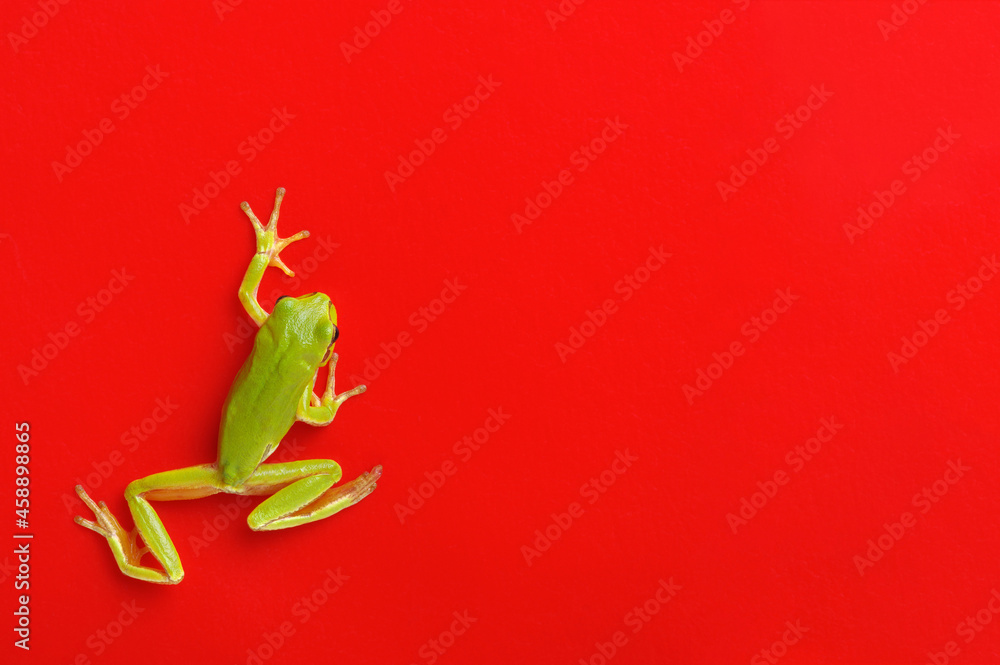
[{"xmin": 269, "ymin": 291, "xmax": 339, "ymax": 367}]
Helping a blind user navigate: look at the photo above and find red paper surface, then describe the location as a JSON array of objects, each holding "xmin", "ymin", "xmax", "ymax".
[{"xmin": 5, "ymin": 1, "xmax": 1000, "ymax": 663}]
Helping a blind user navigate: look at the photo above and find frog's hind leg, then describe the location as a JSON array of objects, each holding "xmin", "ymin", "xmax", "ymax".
[
  {"xmin": 243, "ymin": 460, "xmax": 382, "ymax": 531},
  {"xmin": 75, "ymin": 486, "xmax": 164, "ymax": 583},
  {"xmin": 75, "ymin": 463, "xmax": 225, "ymax": 584}
]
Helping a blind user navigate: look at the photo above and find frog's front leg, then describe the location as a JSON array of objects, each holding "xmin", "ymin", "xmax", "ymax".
[
  {"xmin": 298, "ymin": 352, "xmax": 366, "ymax": 426},
  {"xmin": 238, "ymin": 187, "xmax": 310, "ymax": 326},
  {"xmin": 74, "ymin": 464, "xmax": 225, "ymax": 584}
]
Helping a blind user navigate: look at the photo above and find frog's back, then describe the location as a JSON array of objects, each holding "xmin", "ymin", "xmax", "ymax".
[{"xmin": 217, "ymin": 324, "xmax": 313, "ymax": 487}]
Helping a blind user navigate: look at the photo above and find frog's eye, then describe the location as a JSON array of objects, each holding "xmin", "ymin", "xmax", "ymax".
[{"xmin": 331, "ymin": 325, "xmax": 340, "ymax": 343}]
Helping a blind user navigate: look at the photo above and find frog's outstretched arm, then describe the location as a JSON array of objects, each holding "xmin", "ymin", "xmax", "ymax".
[{"xmin": 238, "ymin": 187, "xmax": 309, "ymax": 326}]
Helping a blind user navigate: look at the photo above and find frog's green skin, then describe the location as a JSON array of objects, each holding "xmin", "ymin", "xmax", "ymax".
[{"xmin": 75, "ymin": 188, "xmax": 380, "ymax": 584}]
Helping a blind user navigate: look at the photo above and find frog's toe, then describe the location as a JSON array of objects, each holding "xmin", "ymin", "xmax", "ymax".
[
  {"xmin": 74, "ymin": 515, "xmax": 110, "ymax": 538},
  {"xmin": 350, "ymin": 465, "xmax": 381, "ymax": 501},
  {"xmin": 75, "ymin": 484, "xmax": 99, "ymax": 510}
]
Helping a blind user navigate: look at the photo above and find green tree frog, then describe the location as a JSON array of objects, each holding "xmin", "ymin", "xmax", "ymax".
[{"xmin": 75, "ymin": 188, "xmax": 381, "ymax": 584}]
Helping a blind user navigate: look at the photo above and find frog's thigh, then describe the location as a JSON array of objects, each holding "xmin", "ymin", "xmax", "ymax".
[
  {"xmin": 243, "ymin": 460, "xmax": 343, "ymax": 531},
  {"xmin": 121, "ymin": 463, "xmax": 226, "ymax": 584},
  {"xmin": 126, "ymin": 463, "xmax": 226, "ymax": 501}
]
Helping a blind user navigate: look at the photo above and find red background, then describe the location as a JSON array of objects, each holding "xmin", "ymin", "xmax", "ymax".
[{"xmin": 5, "ymin": 1, "xmax": 1000, "ymax": 663}]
